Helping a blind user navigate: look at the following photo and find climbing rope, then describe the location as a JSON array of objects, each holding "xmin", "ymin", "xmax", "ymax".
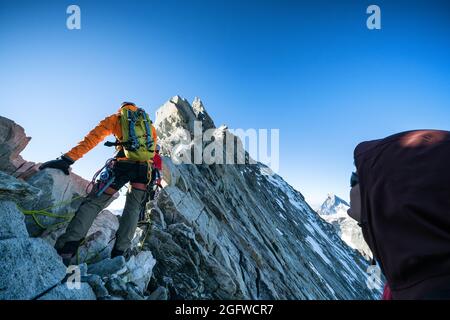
[
  {"xmin": 18, "ymin": 159, "xmax": 160, "ymax": 264},
  {"xmin": 18, "ymin": 195, "xmax": 83, "ymax": 230},
  {"xmin": 18, "ymin": 158, "xmax": 115, "ymax": 231}
]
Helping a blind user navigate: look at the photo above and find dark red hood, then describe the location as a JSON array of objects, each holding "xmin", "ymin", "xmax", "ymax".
[{"xmin": 354, "ymin": 130, "xmax": 450, "ymax": 295}]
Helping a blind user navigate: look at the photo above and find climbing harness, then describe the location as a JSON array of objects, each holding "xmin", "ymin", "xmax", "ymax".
[{"xmin": 95, "ymin": 158, "xmax": 116, "ymax": 197}]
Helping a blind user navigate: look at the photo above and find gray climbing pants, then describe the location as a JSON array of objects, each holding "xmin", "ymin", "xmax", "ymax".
[
  {"xmin": 55, "ymin": 187, "xmax": 147, "ymax": 252},
  {"xmin": 115, "ymin": 188, "xmax": 146, "ymax": 251}
]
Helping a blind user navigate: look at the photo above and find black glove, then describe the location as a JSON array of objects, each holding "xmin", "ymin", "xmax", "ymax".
[{"xmin": 39, "ymin": 154, "xmax": 74, "ymax": 175}]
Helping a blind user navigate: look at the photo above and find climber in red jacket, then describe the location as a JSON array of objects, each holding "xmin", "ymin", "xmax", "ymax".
[{"xmin": 151, "ymin": 144, "xmax": 163, "ymax": 189}]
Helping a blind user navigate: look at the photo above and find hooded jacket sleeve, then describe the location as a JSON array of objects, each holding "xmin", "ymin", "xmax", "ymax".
[{"xmin": 65, "ymin": 114, "xmax": 118, "ymax": 161}]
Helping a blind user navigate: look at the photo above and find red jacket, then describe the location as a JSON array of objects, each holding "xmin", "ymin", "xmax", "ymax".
[{"xmin": 153, "ymin": 152, "xmax": 162, "ymax": 170}]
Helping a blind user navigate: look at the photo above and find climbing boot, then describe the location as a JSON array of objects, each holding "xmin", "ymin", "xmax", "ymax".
[
  {"xmin": 111, "ymin": 247, "xmax": 125, "ymax": 258},
  {"xmin": 56, "ymin": 240, "xmax": 83, "ymax": 266}
]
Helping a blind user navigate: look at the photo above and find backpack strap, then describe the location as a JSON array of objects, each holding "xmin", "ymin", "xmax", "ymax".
[
  {"xmin": 137, "ymin": 108, "xmax": 153, "ymax": 151},
  {"xmin": 127, "ymin": 109, "xmax": 139, "ymax": 151},
  {"xmin": 139, "ymin": 108, "xmax": 154, "ymax": 152}
]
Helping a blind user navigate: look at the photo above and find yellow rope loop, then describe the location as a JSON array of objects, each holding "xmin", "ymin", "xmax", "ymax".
[{"xmin": 17, "ymin": 195, "xmax": 83, "ymax": 230}]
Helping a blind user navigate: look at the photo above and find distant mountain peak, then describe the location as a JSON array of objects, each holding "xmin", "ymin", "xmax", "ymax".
[
  {"xmin": 318, "ymin": 194, "xmax": 349, "ymax": 216},
  {"xmin": 318, "ymin": 194, "xmax": 372, "ymax": 259}
]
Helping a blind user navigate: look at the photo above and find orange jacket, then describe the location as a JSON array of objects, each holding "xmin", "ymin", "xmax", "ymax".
[{"xmin": 65, "ymin": 104, "xmax": 157, "ymax": 162}]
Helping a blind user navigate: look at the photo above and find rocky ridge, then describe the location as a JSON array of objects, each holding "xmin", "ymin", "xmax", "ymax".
[{"xmin": 0, "ymin": 98, "xmax": 381, "ymax": 300}]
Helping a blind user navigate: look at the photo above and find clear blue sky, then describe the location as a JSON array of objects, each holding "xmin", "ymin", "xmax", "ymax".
[{"xmin": 1, "ymin": 0, "xmax": 449, "ymax": 208}]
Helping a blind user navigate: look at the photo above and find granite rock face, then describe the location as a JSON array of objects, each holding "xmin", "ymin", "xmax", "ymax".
[
  {"xmin": 0, "ymin": 201, "xmax": 29, "ymax": 240},
  {"xmin": 0, "ymin": 171, "xmax": 41, "ymax": 206},
  {"xmin": 144, "ymin": 97, "xmax": 380, "ymax": 299},
  {"xmin": 23, "ymin": 169, "xmax": 91, "ymax": 236},
  {"xmin": 0, "ymin": 201, "xmax": 74, "ymax": 300},
  {"xmin": 0, "ymin": 98, "xmax": 381, "ymax": 300},
  {"xmin": 0, "ymin": 116, "xmax": 39, "ymax": 179}
]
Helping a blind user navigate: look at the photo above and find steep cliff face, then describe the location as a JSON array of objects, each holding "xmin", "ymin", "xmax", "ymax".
[{"xmin": 144, "ymin": 96, "xmax": 379, "ymax": 299}]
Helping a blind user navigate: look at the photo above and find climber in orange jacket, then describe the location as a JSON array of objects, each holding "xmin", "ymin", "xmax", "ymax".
[{"xmin": 40, "ymin": 102, "xmax": 158, "ymax": 265}]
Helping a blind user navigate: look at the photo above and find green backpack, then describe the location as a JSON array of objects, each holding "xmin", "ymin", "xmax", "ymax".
[{"xmin": 119, "ymin": 106, "xmax": 155, "ymax": 162}]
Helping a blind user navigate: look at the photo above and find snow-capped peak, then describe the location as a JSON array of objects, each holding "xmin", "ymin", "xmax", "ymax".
[
  {"xmin": 317, "ymin": 193, "xmax": 372, "ymax": 259},
  {"xmin": 318, "ymin": 194, "xmax": 350, "ymax": 216}
]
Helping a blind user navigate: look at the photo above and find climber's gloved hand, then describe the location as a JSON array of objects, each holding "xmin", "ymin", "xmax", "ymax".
[{"xmin": 39, "ymin": 154, "xmax": 75, "ymax": 175}]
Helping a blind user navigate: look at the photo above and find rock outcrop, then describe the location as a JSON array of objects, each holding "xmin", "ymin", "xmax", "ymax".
[
  {"xmin": 0, "ymin": 200, "xmax": 29, "ymax": 240},
  {"xmin": 144, "ymin": 96, "xmax": 380, "ymax": 299},
  {"xmin": 0, "ymin": 180, "xmax": 157, "ymax": 300},
  {"xmin": 0, "ymin": 171, "xmax": 40, "ymax": 207},
  {"xmin": 0, "ymin": 200, "xmax": 95, "ymax": 300},
  {"xmin": 0, "ymin": 116, "xmax": 39, "ymax": 179},
  {"xmin": 0, "ymin": 115, "xmax": 118, "ymax": 236},
  {"xmin": 23, "ymin": 169, "xmax": 91, "ymax": 236}
]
